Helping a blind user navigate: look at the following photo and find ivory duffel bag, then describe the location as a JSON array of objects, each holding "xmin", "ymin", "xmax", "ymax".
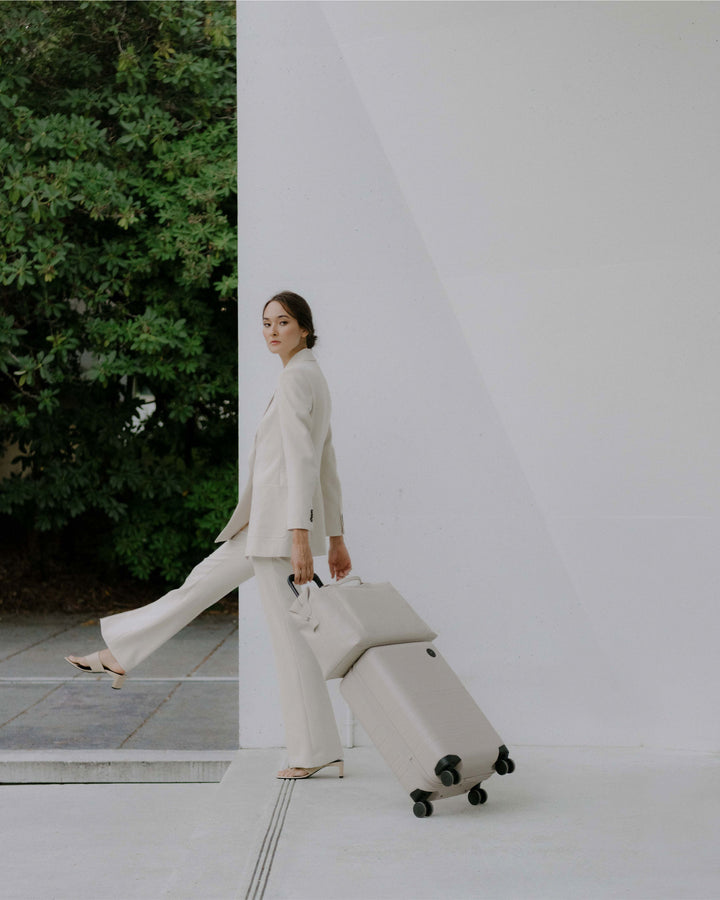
[{"xmin": 287, "ymin": 573, "xmax": 437, "ymax": 679}]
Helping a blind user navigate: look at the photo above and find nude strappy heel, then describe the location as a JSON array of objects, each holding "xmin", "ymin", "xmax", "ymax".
[
  {"xmin": 277, "ymin": 759, "xmax": 344, "ymax": 779},
  {"xmin": 64, "ymin": 651, "xmax": 126, "ymax": 690}
]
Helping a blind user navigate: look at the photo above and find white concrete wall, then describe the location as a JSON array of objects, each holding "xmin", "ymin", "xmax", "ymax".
[{"xmin": 236, "ymin": 1, "xmax": 720, "ymax": 752}]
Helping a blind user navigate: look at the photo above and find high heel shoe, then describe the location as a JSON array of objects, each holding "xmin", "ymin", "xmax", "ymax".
[
  {"xmin": 276, "ymin": 759, "xmax": 344, "ymax": 780},
  {"xmin": 64, "ymin": 651, "xmax": 126, "ymax": 690}
]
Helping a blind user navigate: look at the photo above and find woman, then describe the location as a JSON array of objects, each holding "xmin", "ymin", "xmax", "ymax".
[{"xmin": 66, "ymin": 292, "xmax": 352, "ymax": 780}]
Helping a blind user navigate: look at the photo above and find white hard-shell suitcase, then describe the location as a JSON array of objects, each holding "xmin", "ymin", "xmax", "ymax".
[{"xmin": 340, "ymin": 641, "xmax": 515, "ymax": 817}]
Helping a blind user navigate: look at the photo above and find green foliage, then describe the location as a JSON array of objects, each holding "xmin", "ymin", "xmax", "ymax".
[{"xmin": 0, "ymin": 0, "xmax": 238, "ymax": 583}]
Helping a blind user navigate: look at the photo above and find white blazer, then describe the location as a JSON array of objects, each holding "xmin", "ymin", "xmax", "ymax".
[{"xmin": 215, "ymin": 348, "xmax": 344, "ymax": 557}]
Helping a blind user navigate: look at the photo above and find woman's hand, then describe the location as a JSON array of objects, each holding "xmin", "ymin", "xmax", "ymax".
[
  {"xmin": 328, "ymin": 535, "xmax": 352, "ymax": 580},
  {"xmin": 291, "ymin": 529, "xmax": 314, "ymax": 585}
]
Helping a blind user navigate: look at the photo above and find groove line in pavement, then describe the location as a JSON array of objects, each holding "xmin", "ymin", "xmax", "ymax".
[
  {"xmin": 261, "ymin": 778, "xmax": 296, "ymax": 898},
  {"xmin": 244, "ymin": 778, "xmax": 295, "ymax": 900}
]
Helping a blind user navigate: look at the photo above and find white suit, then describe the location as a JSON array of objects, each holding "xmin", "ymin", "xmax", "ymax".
[{"xmin": 100, "ymin": 348, "xmax": 345, "ymax": 768}]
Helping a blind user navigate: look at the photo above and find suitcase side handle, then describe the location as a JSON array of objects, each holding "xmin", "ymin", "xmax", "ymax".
[{"xmin": 287, "ymin": 573, "xmax": 324, "ymax": 597}]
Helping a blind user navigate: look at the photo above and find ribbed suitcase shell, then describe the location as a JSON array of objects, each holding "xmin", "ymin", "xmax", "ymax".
[{"xmin": 340, "ymin": 642, "xmax": 504, "ymax": 803}]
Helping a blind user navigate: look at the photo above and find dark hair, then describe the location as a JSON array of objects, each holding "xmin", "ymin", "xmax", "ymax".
[{"xmin": 263, "ymin": 291, "xmax": 317, "ymax": 349}]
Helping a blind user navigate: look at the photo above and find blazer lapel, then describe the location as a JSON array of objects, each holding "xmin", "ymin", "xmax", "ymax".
[
  {"xmin": 262, "ymin": 393, "xmax": 275, "ymax": 416},
  {"xmin": 260, "ymin": 349, "xmax": 314, "ymax": 417},
  {"xmin": 285, "ymin": 348, "xmax": 316, "ymax": 369}
]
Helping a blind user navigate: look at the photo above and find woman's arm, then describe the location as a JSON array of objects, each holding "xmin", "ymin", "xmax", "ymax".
[
  {"xmin": 319, "ymin": 425, "xmax": 344, "ymax": 537},
  {"xmin": 328, "ymin": 535, "xmax": 351, "ymax": 580},
  {"xmin": 277, "ymin": 369, "xmax": 318, "ymax": 532},
  {"xmin": 320, "ymin": 416, "xmax": 350, "ymax": 578},
  {"xmin": 291, "ymin": 528, "xmax": 314, "ymax": 585},
  {"xmin": 292, "ymin": 527, "xmax": 351, "ymax": 582}
]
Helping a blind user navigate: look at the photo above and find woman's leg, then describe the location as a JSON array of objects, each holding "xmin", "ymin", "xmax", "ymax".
[
  {"xmin": 100, "ymin": 531, "xmax": 254, "ymax": 672},
  {"xmin": 252, "ymin": 555, "xmax": 343, "ymax": 769}
]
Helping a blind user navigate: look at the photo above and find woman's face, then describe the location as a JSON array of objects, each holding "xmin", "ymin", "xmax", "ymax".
[{"xmin": 262, "ymin": 300, "xmax": 309, "ymax": 362}]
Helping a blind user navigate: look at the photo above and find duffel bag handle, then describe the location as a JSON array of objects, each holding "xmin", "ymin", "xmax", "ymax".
[
  {"xmin": 287, "ymin": 573, "xmax": 324, "ymax": 597},
  {"xmin": 335, "ymin": 575, "xmax": 363, "ymax": 587}
]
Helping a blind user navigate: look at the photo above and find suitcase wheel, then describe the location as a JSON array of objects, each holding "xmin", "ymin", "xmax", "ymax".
[
  {"xmin": 494, "ymin": 745, "xmax": 516, "ymax": 776},
  {"xmin": 435, "ymin": 754, "xmax": 462, "ymax": 787},
  {"xmin": 468, "ymin": 786, "xmax": 488, "ymax": 806},
  {"xmin": 439, "ymin": 767, "xmax": 461, "ymax": 787},
  {"xmin": 494, "ymin": 757, "xmax": 516, "ymax": 776},
  {"xmin": 413, "ymin": 800, "xmax": 434, "ymax": 818}
]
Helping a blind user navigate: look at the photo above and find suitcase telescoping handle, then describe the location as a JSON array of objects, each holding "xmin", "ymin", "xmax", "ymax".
[{"xmin": 287, "ymin": 573, "xmax": 324, "ymax": 597}]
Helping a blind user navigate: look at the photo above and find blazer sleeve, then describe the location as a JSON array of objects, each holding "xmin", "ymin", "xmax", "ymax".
[
  {"xmin": 320, "ymin": 424, "xmax": 344, "ymax": 537},
  {"xmin": 277, "ymin": 368, "xmax": 318, "ymax": 531}
]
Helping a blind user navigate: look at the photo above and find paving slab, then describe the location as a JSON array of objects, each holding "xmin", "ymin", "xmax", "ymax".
[
  {"xmin": 191, "ymin": 626, "xmax": 240, "ymax": 677},
  {"xmin": 0, "ymin": 616, "xmax": 84, "ymax": 660},
  {"xmin": 121, "ymin": 682, "xmax": 239, "ymax": 750},
  {"xmin": 0, "ymin": 614, "xmax": 238, "ymax": 678},
  {"xmin": 0, "ymin": 681, "xmax": 192, "ymax": 749},
  {"xmin": 0, "ymin": 616, "xmax": 87, "ymax": 677},
  {"xmin": 1, "ymin": 681, "xmax": 62, "ymax": 723},
  {"xmin": 2, "ymin": 780, "xmax": 215, "ymax": 900}
]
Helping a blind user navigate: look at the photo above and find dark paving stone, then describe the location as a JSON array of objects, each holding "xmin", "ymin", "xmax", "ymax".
[
  {"xmin": 0, "ymin": 682, "xmax": 184, "ymax": 749},
  {"xmin": 122, "ymin": 682, "xmax": 239, "ymax": 750}
]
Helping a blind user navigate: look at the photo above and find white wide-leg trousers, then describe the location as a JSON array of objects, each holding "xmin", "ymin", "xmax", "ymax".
[{"xmin": 99, "ymin": 529, "xmax": 343, "ymax": 768}]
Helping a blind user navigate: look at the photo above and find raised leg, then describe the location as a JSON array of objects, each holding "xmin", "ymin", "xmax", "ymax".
[{"xmin": 100, "ymin": 532, "xmax": 255, "ymax": 672}]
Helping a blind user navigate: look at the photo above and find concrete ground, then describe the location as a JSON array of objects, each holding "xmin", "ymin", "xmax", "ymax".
[
  {"xmin": 1, "ymin": 618, "xmax": 719, "ymax": 899},
  {"xmin": 1, "ymin": 746, "xmax": 719, "ymax": 900}
]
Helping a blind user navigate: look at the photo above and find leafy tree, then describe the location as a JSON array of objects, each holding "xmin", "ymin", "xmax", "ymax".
[{"xmin": 0, "ymin": 0, "xmax": 238, "ymax": 584}]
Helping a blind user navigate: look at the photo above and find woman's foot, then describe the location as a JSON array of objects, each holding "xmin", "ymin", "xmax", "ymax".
[
  {"xmin": 277, "ymin": 759, "xmax": 344, "ymax": 779},
  {"xmin": 66, "ymin": 648, "xmax": 125, "ymax": 675},
  {"xmin": 64, "ymin": 648, "xmax": 127, "ymax": 689},
  {"xmin": 277, "ymin": 767, "xmax": 311, "ymax": 778}
]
